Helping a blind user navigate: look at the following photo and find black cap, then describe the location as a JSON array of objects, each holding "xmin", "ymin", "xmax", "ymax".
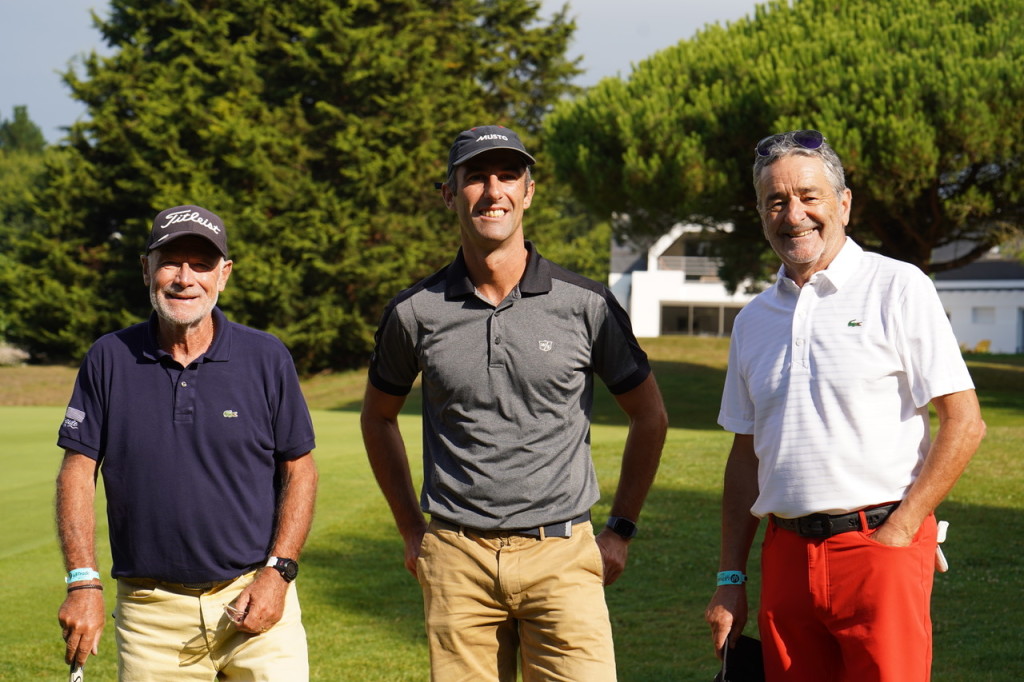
[
  {"xmin": 446, "ymin": 125, "xmax": 536, "ymax": 179},
  {"xmin": 146, "ymin": 205, "xmax": 228, "ymax": 258}
]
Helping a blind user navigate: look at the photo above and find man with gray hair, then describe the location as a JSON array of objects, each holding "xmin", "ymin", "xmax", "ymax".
[{"xmin": 705, "ymin": 130, "xmax": 985, "ymax": 680}]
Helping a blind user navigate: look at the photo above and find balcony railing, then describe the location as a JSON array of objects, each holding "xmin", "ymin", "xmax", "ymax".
[{"xmin": 657, "ymin": 256, "xmax": 722, "ymax": 278}]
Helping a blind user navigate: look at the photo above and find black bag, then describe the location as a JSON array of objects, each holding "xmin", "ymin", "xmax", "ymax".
[{"xmin": 714, "ymin": 635, "xmax": 765, "ymax": 682}]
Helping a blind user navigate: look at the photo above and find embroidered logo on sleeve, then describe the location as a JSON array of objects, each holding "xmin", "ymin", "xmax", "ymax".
[
  {"xmin": 63, "ymin": 407, "xmax": 86, "ymax": 429},
  {"xmin": 222, "ymin": 410, "xmax": 239, "ymax": 418}
]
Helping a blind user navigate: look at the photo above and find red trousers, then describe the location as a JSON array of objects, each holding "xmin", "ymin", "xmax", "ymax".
[{"xmin": 759, "ymin": 513, "xmax": 937, "ymax": 682}]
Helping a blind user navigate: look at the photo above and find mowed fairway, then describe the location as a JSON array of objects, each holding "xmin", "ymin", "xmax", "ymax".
[{"xmin": 1, "ymin": 337, "xmax": 1021, "ymax": 680}]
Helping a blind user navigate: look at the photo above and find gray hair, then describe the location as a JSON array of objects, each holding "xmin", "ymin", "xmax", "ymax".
[{"xmin": 753, "ymin": 131, "xmax": 847, "ymax": 209}]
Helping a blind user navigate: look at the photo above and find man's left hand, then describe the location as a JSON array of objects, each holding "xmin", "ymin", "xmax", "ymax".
[
  {"xmin": 231, "ymin": 569, "xmax": 289, "ymax": 634},
  {"xmin": 870, "ymin": 519, "xmax": 915, "ymax": 547},
  {"xmin": 595, "ymin": 528, "xmax": 630, "ymax": 586}
]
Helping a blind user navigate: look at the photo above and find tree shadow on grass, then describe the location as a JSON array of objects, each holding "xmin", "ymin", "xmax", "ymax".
[
  {"xmin": 301, "ymin": 524, "xmax": 426, "ymax": 639},
  {"xmin": 929, "ymin": 500, "xmax": 1024, "ymax": 680},
  {"xmin": 965, "ymin": 360, "xmax": 1024, "ymax": 414}
]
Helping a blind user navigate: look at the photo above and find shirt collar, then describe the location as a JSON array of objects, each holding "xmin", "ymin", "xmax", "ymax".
[
  {"xmin": 445, "ymin": 240, "xmax": 552, "ymax": 299},
  {"xmin": 142, "ymin": 306, "xmax": 231, "ymax": 363},
  {"xmin": 775, "ymin": 237, "xmax": 862, "ymax": 294}
]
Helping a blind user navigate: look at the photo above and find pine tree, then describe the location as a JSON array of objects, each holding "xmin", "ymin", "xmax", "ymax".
[
  {"xmin": 26, "ymin": 0, "xmax": 583, "ymax": 370},
  {"xmin": 0, "ymin": 106, "xmax": 46, "ymax": 154},
  {"xmin": 546, "ymin": 0, "xmax": 1024, "ymax": 291}
]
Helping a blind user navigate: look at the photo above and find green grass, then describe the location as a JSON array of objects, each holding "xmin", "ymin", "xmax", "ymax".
[{"xmin": 1, "ymin": 340, "xmax": 1021, "ymax": 680}]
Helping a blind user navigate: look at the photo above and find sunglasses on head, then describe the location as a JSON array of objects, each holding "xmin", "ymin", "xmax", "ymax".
[{"xmin": 755, "ymin": 129, "xmax": 825, "ymax": 157}]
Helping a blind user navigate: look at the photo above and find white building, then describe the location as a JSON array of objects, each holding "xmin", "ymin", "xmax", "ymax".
[
  {"xmin": 610, "ymin": 223, "xmax": 755, "ymax": 339},
  {"xmin": 934, "ymin": 254, "xmax": 1024, "ymax": 354},
  {"xmin": 612, "ymin": 226, "xmax": 1024, "ymax": 354}
]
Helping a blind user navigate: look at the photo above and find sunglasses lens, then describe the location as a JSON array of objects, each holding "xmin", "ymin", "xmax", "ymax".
[
  {"xmin": 793, "ymin": 129, "xmax": 824, "ymax": 150},
  {"xmin": 755, "ymin": 129, "xmax": 824, "ymax": 156},
  {"xmin": 755, "ymin": 135, "xmax": 777, "ymax": 157}
]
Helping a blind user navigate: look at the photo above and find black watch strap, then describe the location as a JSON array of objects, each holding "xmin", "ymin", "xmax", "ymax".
[
  {"xmin": 606, "ymin": 516, "xmax": 638, "ymax": 540},
  {"xmin": 265, "ymin": 556, "xmax": 299, "ymax": 582}
]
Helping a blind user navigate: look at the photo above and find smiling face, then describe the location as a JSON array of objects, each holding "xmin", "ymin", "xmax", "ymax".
[
  {"xmin": 756, "ymin": 154, "xmax": 852, "ymax": 286},
  {"xmin": 442, "ymin": 149, "xmax": 535, "ymax": 252},
  {"xmin": 142, "ymin": 236, "xmax": 232, "ymax": 328}
]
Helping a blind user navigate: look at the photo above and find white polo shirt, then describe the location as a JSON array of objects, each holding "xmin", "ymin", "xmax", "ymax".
[{"xmin": 718, "ymin": 238, "xmax": 974, "ymax": 519}]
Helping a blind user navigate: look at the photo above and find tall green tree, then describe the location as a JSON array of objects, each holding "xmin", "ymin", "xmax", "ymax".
[
  {"xmin": 546, "ymin": 0, "xmax": 1024, "ymax": 291},
  {"xmin": 0, "ymin": 106, "xmax": 49, "ymax": 347},
  {"xmin": 0, "ymin": 106, "xmax": 46, "ymax": 154},
  {"xmin": 25, "ymin": 0, "xmax": 585, "ymax": 371}
]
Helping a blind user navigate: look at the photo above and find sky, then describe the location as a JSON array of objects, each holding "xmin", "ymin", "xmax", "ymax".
[{"xmin": 0, "ymin": 0, "xmax": 760, "ymax": 143}]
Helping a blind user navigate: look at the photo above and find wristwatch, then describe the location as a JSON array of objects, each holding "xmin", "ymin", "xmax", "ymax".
[
  {"xmin": 265, "ymin": 556, "xmax": 299, "ymax": 582},
  {"xmin": 606, "ymin": 516, "xmax": 639, "ymax": 540}
]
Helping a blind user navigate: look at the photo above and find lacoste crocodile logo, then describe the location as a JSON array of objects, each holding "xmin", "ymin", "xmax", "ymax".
[{"xmin": 848, "ymin": 320, "xmax": 863, "ymax": 327}]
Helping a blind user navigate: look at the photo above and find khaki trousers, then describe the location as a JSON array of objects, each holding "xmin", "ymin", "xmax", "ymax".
[
  {"xmin": 417, "ymin": 519, "xmax": 616, "ymax": 682},
  {"xmin": 114, "ymin": 571, "xmax": 308, "ymax": 681}
]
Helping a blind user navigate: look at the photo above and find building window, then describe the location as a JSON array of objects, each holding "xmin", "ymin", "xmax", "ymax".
[
  {"xmin": 972, "ymin": 307, "xmax": 996, "ymax": 324},
  {"xmin": 661, "ymin": 304, "xmax": 741, "ymax": 336}
]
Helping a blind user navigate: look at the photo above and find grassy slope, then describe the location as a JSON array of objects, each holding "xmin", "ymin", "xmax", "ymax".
[{"xmin": 1, "ymin": 340, "xmax": 1021, "ymax": 680}]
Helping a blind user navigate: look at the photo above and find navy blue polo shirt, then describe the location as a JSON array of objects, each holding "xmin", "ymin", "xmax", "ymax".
[
  {"xmin": 369, "ymin": 242, "xmax": 650, "ymax": 530},
  {"xmin": 58, "ymin": 307, "xmax": 315, "ymax": 583}
]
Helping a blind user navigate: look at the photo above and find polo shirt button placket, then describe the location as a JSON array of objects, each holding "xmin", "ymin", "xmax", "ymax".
[
  {"xmin": 174, "ymin": 369, "xmax": 198, "ymax": 424},
  {"xmin": 489, "ymin": 306, "xmax": 507, "ymax": 367}
]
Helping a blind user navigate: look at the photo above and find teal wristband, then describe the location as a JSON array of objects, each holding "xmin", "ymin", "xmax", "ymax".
[
  {"xmin": 66, "ymin": 568, "xmax": 101, "ymax": 584},
  {"xmin": 717, "ymin": 570, "xmax": 747, "ymax": 586}
]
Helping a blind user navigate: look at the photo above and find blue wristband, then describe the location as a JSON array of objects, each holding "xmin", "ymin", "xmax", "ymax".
[
  {"xmin": 717, "ymin": 570, "xmax": 747, "ymax": 586},
  {"xmin": 66, "ymin": 568, "xmax": 101, "ymax": 584}
]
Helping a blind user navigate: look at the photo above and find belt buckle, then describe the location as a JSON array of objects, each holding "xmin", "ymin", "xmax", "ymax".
[{"xmin": 798, "ymin": 513, "xmax": 834, "ymax": 538}]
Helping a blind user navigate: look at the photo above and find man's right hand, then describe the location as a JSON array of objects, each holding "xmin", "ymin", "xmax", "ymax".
[
  {"xmin": 705, "ymin": 585, "xmax": 748, "ymax": 658},
  {"xmin": 403, "ymin": 526, "xmax": 427, "ymax": 578},
  {"xmin": 59, "ymin": 588, "xmax": 105, "ymax": 667}
]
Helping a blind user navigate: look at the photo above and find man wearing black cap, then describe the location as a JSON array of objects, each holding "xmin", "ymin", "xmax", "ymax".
[
  {"xmin": 56, "ymin": 205, "xmax": 318, "ymax": 679},
  {"xmin": 362, "ymin": 126, "xmax": 668, "ymax": 680}
]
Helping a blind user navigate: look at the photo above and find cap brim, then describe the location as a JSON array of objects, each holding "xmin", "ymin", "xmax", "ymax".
[
  {"xmin": 147, "ymin": 231, "xmax": 228, "ymax": 258},
  {"xmin": 451, "ymin": 146, "xmax": 536, "ymax": 169}
]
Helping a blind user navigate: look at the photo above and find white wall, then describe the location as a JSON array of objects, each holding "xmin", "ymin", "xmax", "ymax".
[
  {"xmin": 935, "ymin": 283, "xmax": 1024, "ymax": 354},
  {"xmin": 627, "ymin": 270, "xmax": 755, "ymax": 337}
]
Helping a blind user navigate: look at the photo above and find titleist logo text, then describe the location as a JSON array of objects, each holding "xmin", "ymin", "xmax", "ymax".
[{"xmin": 159, "ymin": 210, "xmax": 221, "ymax": 234}]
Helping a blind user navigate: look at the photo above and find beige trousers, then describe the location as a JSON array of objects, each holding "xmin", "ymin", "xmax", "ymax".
[
  {"xmin": 114, "ymin": 571, "xmax": 308, "ymax": 681},
  {"xmin": 417, "ymin": 519, "xmax": 616, "ymax": 682}
]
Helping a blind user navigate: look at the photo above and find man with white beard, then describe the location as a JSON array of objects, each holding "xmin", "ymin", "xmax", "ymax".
[{"xmin": 56, "ymin": 205, "xmax": 318, "ymax": 680}]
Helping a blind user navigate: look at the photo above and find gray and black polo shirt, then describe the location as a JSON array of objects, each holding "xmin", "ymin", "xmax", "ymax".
[{"xmin": 369, "ymin": 242, "xmax": 650, "ymax": 530}]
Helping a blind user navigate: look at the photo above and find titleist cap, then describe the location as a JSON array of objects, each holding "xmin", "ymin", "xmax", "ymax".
[{"xmin": 146, "ymin": 205, "xmax": 228, "ymax": 257}]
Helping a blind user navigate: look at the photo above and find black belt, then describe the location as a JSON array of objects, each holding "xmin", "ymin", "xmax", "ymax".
[
  {"xmin": 123, "ymin": 564, "xmax": 262, "ymax": 594},
  {"xmin": 120, "ymin": 577, "xmax": 235, "ymax": 595},
  {"xmin": 432, "ymin": 511, "xmax": 591, "ymax": 538},
  {"xmin": 772, "ymin": 503, "xmax": 900, "ymax": 539}
]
